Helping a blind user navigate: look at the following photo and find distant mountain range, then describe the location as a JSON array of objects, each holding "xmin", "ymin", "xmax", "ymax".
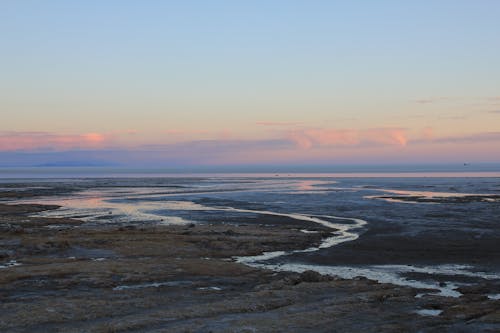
[{"xmin": 35, "ymin": 161, "xmax": 119, "ymax": 167}]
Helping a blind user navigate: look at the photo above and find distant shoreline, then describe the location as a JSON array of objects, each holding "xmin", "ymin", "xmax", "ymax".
[{"xmin": 1, "ymin": 169, "xmax": 500, "ymax": 179}]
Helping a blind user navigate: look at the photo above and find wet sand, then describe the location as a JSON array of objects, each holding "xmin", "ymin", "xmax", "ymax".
[{"xmin": 1, "ymin": 186, "xmax": 500, "ymax": 332}]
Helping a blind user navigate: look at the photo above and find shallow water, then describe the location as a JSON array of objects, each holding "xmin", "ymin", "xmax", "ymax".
[
  {"xmin": 0, "ymin": 260, "xmax": 21, "ymax": 269},
  {"xmin": 7, "ymin": 176, "xmax": 500, "ymax": 297},
  {"xmin": 416, "ymin": 309, "xmax": 442, "ymax": 317}
]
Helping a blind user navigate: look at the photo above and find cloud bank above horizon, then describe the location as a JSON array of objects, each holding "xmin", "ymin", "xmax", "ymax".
[
  {"xmin": 1, "ymin": 1, "xmax": 500, "ymax": 166},
  {"xmin": 1, "ymin": 125, "xmax": 499, "ymax": 166}
]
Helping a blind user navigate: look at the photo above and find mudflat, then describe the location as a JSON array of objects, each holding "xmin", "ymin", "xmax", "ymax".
[{"xmin": 0, "ymin": 201, "xmax": 499, "ymax": 332}]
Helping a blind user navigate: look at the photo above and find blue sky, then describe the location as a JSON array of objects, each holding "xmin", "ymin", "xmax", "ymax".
[{"xmin": 1, "ymin": 1, "xmax": 500, "ymax": 166}]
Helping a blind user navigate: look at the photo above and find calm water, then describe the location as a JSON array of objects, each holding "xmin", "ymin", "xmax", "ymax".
[
  {"xmin": 1, "ymin": 165, "xmax": 500, "ymax": 179},
  {"xmin": 3, "ymin": 174, "xmax": 500, "ymax": 298}
]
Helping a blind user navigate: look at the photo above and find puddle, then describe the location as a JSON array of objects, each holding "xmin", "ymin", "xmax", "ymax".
[
  {"xmin": 113, "ymin": 280, "xmax": 193, "ymax": 291},
  {"xmin": 300, "ymin": 229, "xmax": 320, "ymax": 234},
  {"xmin": 487, "ymin": 294, "xmax": 500, "ymax": 300},
  {"xmin": 366, "ymin": 189, "xmax": 500, "ymax": 204},
  {"xmin": 91, "ymin": 258, "xmax": 106, "ymax": 262},
  {"xmin": 198, "ymin": 286, "xmax": 222, "ymax": 291},
  {"xmin": 0, "ymin": 260, "xmax": 21, "ymax": 269},
  {"xmin": 416, "ymin": 309, "xmax": 442, "ymax": 317}
]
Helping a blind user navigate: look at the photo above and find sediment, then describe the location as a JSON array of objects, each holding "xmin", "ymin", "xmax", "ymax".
[{"xmin": 1, "ymin": 198, "xmax": 499, "ymax": 332}]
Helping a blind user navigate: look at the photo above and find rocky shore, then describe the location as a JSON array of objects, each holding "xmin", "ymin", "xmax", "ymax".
[{"xmin": 0, "ymin": 194, "xmax": 499, "ymax": 332}]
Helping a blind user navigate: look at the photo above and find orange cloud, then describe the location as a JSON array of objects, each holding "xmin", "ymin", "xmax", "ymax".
[
  {"xmin": 393, "ymin": 130, "xmax": 408, "ymax": 146},
  {"xmin": 0, "ymin": 132, "xmax": 108, "ymax": 151},
  {"xmin": 421, "ymin": 127, "xmax": 435, "ymax": 140},
  {"xmin": 364, "ymin": 129, "xmax": 408, "ymax": 146},
  {"xmin": 83, "ymin": 133, "xmax": 105, "ymax": 144}
]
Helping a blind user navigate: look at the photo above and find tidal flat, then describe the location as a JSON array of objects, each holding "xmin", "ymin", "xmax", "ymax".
[{"xmin": 0, "ymin": 176, "xmax": 499, "ymax": 332}]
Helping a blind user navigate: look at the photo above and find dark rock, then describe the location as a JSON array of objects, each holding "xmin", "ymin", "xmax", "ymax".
[{"xmin": 299, "ymin": 270, "xmax": 326, "ymax": 283}]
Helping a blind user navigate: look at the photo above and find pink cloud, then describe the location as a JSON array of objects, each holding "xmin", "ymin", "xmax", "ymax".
[
  {"xmin": 0, "ymin": 132, "xmax": 108, "ymax": 151},
  {"xmin": 286, "ymin": 128, "xmax": 408, "ymax": 149},
  {"xmin": 365, "ymin": 129, "xmax": 408, "ymax": 146},
  {"xmin": 216, "ymin": 129, "xmax": 234, "ymax": 140},
  {"xmin": 1, "ymin": 128, "xmax": 500, "ymax": 166},
  {"xmin": 420, "ymin": 127, "xmax": 435, "ymax": 140},
  {"xmin": 83, "ymin": 133, "xmax": 105, "ymax": 143}
]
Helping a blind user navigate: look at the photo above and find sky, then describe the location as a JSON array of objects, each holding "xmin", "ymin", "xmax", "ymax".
[{"xmin": 1, "ymin": 1, "xmax": 500, "ymax": 167}]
